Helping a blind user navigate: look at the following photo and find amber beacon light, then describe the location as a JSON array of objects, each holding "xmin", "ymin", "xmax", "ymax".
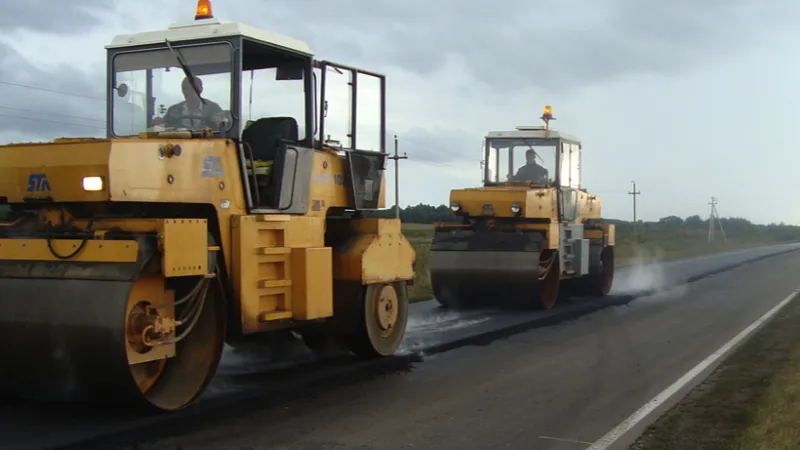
[{"xmin": 195, "ymin": 0, "xmax": 214, "ymax": 20}]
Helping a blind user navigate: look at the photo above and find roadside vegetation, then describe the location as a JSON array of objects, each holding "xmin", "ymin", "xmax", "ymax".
[
  {"xmin": 629, "ymin": 291, "xmax": 800, "ymax": 450},
  {"xmin": 394, "ymin": 204, "xmax": 800, "ymax": 302}
]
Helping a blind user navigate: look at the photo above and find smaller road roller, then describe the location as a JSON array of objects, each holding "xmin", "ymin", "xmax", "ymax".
[
  {"xmin": 0, "ymin": 1, "xmax": 414, "ymax": 412},
  {"xmin": 430, "ymin": 106, "xmax": 615, "ymax": 309}
]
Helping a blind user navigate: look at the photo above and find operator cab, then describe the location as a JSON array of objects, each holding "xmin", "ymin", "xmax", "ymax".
[
  {"xmin": 482, "ymin": 106, "xmax": 584, "ymax": 220},
  {"xmin": 105, "ymin": 0, "xmax": 387, "ymax": 213}
]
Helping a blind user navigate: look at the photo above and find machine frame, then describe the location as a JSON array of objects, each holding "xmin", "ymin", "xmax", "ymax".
[
  {"xmin": 0, "ymin": 3, "xmax": 414, "ymax": 413},
  {"xmin": 430, "ymin": 107, "xmax": 614, "ymax": 310}
]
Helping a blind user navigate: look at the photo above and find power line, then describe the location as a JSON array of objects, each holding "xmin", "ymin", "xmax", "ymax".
[
  {"xmin": 393, "ymin": 139, "xmax": 463, "ymax": 169},
  {"xmin": 0, "ymin": 105, "xmax": 105, "ymax": 123},
  {"xmin": 398, "ymin": 134, "xmax": 479, "ymax": 164},
  {"xmin": 0, "ymin": 81, "xmax": 482, "ymax": 175},
  {"xmin": 0, "ymin": 80, "xmax": 104, "ymax": 101},
  {"xmin": 0, "ymin": 112, "xmax": 105, "ymax": 131}
]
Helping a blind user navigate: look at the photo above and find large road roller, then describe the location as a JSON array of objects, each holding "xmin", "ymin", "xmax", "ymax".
[
  {"xmin": 0, "ymin": 1, "xmax": 414, "ymax": 412},
  {"xmin": 430, "ymin": 106, "xmax": 614, "ymax": 309}
]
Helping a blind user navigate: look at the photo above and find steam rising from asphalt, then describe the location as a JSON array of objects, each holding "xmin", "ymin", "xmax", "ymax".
[
  {"xmin": 398, "ymin": 309, "xmax": 491, "ymax": 355},
  {"xmin": 612, "ymin": 245, "xmax": 689, "ymax": 299}
]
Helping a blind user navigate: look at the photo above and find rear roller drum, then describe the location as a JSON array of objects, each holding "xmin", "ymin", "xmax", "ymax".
[{"xmin": 348, "ymin": 282, "xmax": 409, "ymax": 358}]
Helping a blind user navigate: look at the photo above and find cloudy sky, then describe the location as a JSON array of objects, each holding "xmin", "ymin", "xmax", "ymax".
[{"xmin": 1, "ymin": 0, "xmax": 799, "ymax": 223}]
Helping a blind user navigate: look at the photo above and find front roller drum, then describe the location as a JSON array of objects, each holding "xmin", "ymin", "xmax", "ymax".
[
  {"xmin": 431, "ymin": 249, "xmax": 560, "ymax": 310},
  {"xmin": 0, "ymin": 272, "xmax": 226, "ymax": 411}
]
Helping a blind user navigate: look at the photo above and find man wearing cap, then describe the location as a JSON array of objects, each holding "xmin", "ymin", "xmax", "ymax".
[{"xmin": 510, "ymin": 149, "xmax": 549, "ymax": 183}]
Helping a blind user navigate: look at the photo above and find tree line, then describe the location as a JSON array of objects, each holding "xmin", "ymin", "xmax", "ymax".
[{"xmin": 377, "ymin": 203, "xmax": 800, "ymax": 240}]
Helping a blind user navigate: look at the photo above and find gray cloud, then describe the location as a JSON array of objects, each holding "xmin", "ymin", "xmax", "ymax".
[
  {"xmin": 1, "ymin": 1, "xmax": 115, "ymax": 34},
  {"xmin": 248, "ymin": 0, "xmax": 798, "ymax": 93},
  {"xmin": 0, "ymin": 42, "xmax": 105, "ymax": 140}
]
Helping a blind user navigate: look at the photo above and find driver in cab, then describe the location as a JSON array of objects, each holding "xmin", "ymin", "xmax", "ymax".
[
  {"xmin": 510, "ymin": 149, "xmax": 549, "ymax": 184},
  {"xmin": 152, "ymin": 76, "xmax": 225, "ymax": 130}
]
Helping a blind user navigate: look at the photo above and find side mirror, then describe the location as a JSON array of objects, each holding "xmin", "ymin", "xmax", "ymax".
[
  {"xmin": 116, "ymin": 83, "xmax": 129, "ymax": 98},
  {"xmin": 276, "ymin": 64, "xmax": 304, "ymax": 81}
]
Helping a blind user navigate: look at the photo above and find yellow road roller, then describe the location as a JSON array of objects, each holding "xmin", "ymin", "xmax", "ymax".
[
  {"xmin": 430, "ymin": 106, "xmax": 614, "ymax": 309},
  {"xmin": 0, "ymin": 1, "xmax": 414, "ymax": 412}
]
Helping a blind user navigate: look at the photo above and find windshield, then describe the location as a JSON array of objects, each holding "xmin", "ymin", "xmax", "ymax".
[
  {"xmin": 241, "ymin": 65, "xmax": 307, "ymax": 141},
  {"xmin": 484, "ymin": 138, "xmax": 557, "ymax": 185},
  {"xmin": 111, "ymin": 42, "xmax": 233, "ymax": 137}
]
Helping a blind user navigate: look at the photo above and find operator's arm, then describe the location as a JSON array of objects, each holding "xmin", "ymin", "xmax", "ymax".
[
  {"xmin": 204, "ymin": 100, "xmax": 227, "ymax": 131},
  {"xmin": 535, "ymin": 166, "xmax": 550, "ymax": 184},
  {"xmin": 160, "ymin": 104, "xmax": 182, "ymax": 128},
  {"xmin": 510, "ymin": 164, "xmax": 531, "ymax": 182}
]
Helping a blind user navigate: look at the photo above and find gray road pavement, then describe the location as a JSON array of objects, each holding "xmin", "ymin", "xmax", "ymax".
[
  {"xmin": 133, "ymin": 247, "xmax": 800, "ymax": 450},
  {"xmin": 2, "ymin": 243, "xmax": 799, "ymax": 450}
]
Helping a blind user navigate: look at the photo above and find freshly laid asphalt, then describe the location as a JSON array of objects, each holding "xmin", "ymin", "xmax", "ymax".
[{"xmin": 2, "ymin": 242, "xmax": 800, "ymax": 450}]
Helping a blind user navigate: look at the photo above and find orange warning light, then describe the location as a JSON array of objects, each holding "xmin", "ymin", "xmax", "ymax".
[
  {"xmin": 540, "ymin": 105, "xmax": 555, "ymax": 129},
  {"xmin": 195, "ymin": 0, "xmax": 213, "ymax": 20}
]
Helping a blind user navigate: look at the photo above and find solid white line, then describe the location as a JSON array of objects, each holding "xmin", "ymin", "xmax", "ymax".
[
  {"xmin": 586, "ymin": 288, "xmax": 800, "ymax": 450},
  {"xmin": 539, "ymin": 436, "xmax": 593, "ymax": 445}
]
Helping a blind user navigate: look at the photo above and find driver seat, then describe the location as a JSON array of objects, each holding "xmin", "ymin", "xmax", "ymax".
[{"xmin": 241, "ymin": 117, "xmax": 299, "ymax": 162}]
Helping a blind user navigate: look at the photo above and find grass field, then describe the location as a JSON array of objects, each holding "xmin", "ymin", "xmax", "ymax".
[
  {"xmin": 401, "ymin": 223, "xmax": 795, "ymax": 302},
  {"xmin": 629, "ymin": 290, "xmax": 800, "ymax": 450}
]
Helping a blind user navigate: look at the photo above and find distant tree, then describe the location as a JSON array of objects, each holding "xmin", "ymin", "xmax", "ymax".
[
  {"xmin": 658, "ymin": 215, "xmax": 684, "ymax": 228},
  {"xmin": 684, "ymin": 215, "xmax": 704, "ymax": 228},
  {"xmin": 385, "ymin": 204, "xmax": 800, "ymax": 242}
]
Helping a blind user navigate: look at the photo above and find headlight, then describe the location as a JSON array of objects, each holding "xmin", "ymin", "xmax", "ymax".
[
  {"xmin": 450, "ymin": 202, "xmax": 460, "ymax": 212},
  {"xmin": 511, "ymin": 203, "xmax": 521, "ymax": 214},
  {"xmin": 82, "ymin": 176, "xmax": 104, "ymax": 192}
]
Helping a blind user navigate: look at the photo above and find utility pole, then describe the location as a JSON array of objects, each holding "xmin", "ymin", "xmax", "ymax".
[
  {"xmin": 708, "ymin": 196, "xmax": 727, "ymax": 243},
  {"xmin": 387, "ymin": 135, "xmax": 408, "ymax": 219},
  {"xmin": 628, "ymin": 180, "xmax": 641, "ymax": 243}
]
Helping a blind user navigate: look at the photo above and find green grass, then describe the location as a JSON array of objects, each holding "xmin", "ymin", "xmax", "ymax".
[{"xmin": 402, "ymin": 223, "xmax": 795, "ymax": 302}]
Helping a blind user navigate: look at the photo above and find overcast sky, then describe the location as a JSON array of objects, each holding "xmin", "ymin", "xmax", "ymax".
[{"xmin": 1, "ymin": 0, "xmax": 799, "ymax": 223}]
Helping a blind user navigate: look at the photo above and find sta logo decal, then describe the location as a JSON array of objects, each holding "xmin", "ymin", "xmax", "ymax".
[{"xmin": 27, "ymin": 173, "xmax": 51, "ymax": 192}]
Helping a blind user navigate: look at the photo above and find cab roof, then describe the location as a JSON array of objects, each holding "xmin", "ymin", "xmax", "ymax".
[
  {"xmin": 486, "ymin": 126, "xmax": 581, "ymax": 144},
  {"xmin": 105, "ymin": 18, "xmax": 314, "ymax": 56}
]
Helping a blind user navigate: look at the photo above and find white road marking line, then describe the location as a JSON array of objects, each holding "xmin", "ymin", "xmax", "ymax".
[
  {"xmin": 586, "ymin": 289, "xmax": 800, "ymax": 450},
  {"xmin": 539, "ymin": 436, "xmax": 593, "ymax": 445}
]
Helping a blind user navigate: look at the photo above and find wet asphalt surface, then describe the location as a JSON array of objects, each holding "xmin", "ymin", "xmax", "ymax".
[{"xmin": 2, "ymin": 243, "xmax": 800, "ymax": 450}]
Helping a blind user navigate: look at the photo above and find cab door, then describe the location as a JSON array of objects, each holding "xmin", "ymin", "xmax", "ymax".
[{"xmin": 558, "ymin": 141, "xmax": 581, "ymax": 222}]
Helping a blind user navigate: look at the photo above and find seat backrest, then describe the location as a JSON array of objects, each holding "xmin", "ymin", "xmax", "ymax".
[{"xmin": 241, "ymin": 117, "xmax": 299, "ymax": 161}]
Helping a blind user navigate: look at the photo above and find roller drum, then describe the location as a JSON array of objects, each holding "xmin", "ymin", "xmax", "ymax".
[
  {"xmin": 0, "ymin": 279, "xmax": 135, "ymax": 402},
  {"xmin": 431, "ymin": 250, "xmax": 560, "ymax": 310},
  {"xmin": 0, "ymin": 271, "xmax": 225, "ymax": 411},
  {"xmin": 429, "ymin": 226, "xmax": 560, "ymax": 309}
]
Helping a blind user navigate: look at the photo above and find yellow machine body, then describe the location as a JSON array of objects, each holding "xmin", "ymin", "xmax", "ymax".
[
  {"xmin": 429, "ymin": 120, "xmax": 615, "ymax": 309},
  {"xmin": 0, "ymin": 5, "xmax": 414, "ymax": 413}
]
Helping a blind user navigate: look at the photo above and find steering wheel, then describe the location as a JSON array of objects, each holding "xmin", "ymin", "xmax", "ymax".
[{"xmin": 166, "ymin": 115, "xmax": 219, "ymax": 130}]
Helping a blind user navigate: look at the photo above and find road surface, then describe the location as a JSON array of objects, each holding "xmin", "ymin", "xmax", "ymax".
[{"xmin": 2, "ymin": 243, "xmax": 799, "ymax": 450}]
